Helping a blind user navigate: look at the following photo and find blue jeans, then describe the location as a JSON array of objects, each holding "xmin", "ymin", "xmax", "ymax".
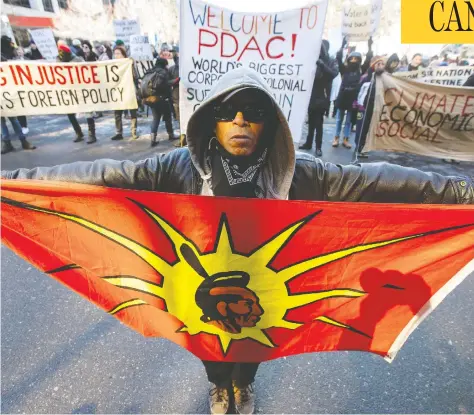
[
  {"xmin": 1, "ymin": 117, "xmax": 25, "ymax": 141},
  {"xmin": 335, "ymin": 109, "xmax": 353, "ymax": 139}
]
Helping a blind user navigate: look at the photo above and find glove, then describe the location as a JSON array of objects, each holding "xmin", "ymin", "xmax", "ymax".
[{"xmin": 342, "ymin": 37, "xmax": 348, "ymax": 49}]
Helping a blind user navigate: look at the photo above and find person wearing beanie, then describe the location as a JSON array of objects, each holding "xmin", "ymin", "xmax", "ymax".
[
  {"xmin": 57, "ymin": 45, "xmax": 97, "ymax": 144},
  {"xmin": 109, "ymin": 45, "xmax": 140, "ymax": 141},
  {"xmin": 141, "ymin": 57, "xmax": 175, "ymax": 146},
  {"xmin": 68, "ymin": 38, "xmax": 82, "ymax": 58}
]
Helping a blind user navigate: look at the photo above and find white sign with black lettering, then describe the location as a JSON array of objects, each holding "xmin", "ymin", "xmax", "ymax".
[
  {"xmin": 113, "ymin": 20, "xmax": 140, "ymax": 46},
  {"xmin": 130, "ymin": 35, "xmax": 154, "ymax": 61},
  {"xmin": 341, "ymin": 0, "xmax": 382, "ymax": 41},
  {"xmin": 29, "ymin": 28, "xmax": 58, "ymax": 61}
]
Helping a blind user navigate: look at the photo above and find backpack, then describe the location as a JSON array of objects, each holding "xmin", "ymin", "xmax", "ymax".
[{"xmin": 140, "ymin": 68, "xmax": 169, "ymax": 105}]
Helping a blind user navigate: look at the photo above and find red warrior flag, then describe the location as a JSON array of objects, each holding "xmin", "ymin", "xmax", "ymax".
[{"xmin": 1, "ymin": 180, "xmax": 473, "ymax": 363}]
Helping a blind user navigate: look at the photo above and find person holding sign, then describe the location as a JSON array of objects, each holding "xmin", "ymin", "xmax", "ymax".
[
  {"xmin": 57, "ymin": 44, "xmax": 98, "ymax": 144},
  {"xmin": 333, "ymin": 37, "xmax": 373, "ymax": 149},
  {"xmin": 110, "ymin": 46, "xmax": 139, "ymax": 141},
  {"xmin": 2, "ymin": 67, "xmax": 473, "ymax": 414},
  {"xmin": 299, "ymin": 40, "xmax": 338, "ymax": 156}
]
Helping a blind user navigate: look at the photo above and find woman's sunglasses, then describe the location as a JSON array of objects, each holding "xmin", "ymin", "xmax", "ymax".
[{"xmin": 213, "ymin": 104, "xmax": 267, "ymax": 123}]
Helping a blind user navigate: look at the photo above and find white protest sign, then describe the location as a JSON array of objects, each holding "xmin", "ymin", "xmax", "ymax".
[
  {"xmin": 180, "ymin": 0, "xmax": 329, "ymax": 141},
  {"xmin": 130, "ymin": 35, "xmax": 154, "ymax": 61},
  {"xmin": 394, "ymin": 66, "xmax": 473, "ymax": 87},
  {"xmin": 0, "ymin": 59, "xmax": 138, "ymax": 116},
  {"xmin": 113, "ymin": 19, "xmax": 140, "ymax": 46},
  {"xmin": 29, "ymin": 28, "xmax": 58, "ymax": 61},
  {"xmin": 341, "ymin": 0, "xmax": 382, "ymax": 41}
]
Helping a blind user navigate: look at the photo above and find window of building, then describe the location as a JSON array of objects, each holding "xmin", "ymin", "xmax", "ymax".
[
  {"xmin": 43, "ymin": 0, "xmax": 54, "ymax": 12},
  {"xmin": 58, "ymin": 0, "xmax": 68, "ymax": 9},
  {"xmin": 6, "ymin": 0, "xmax": 31, "ymax": 8}
]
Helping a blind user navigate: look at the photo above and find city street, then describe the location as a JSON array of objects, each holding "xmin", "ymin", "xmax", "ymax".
[{"xmin": 1, "ymin": 112, "xmax": 473, "ymax": 414}]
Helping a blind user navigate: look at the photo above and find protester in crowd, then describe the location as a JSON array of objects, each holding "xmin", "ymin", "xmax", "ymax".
[
  {"xmin": 105, "ymin": 44, "xmax": 113, "ymax": 59},
  {"xmin": 354, "ymin": 56, "xmax": 388, "ymax": 159},
  {"xmin": 109, "ymin": 45, "xmax": 139, "ymax": 141},
  {"xmin": 115, "ymin": 39, "xmax": 126, "ymax": 49},
  {"xmin": 72, "ymin": 39, "xmax": 84, "ymax": 58},
  {"xmin": 2, "ymin": 67, "xmax": 473, "ymax": 415},
  {"xmin": 330, "ymin": 72, "xmax": 341, "ymax": 118},
  {"xmin": 1, "ymin": 38, "xmax": 30, "ymax": 136},
  {"xmin": 299, "ymin": 40, "xmax": 338, "ymax": 156},
  {"xmin": 97, "ymin": 45, "xmax": 109, "ymax": 61},
  {"xmin": 408, "ymin": 53, "xmax": 423, "ymax": 71},
  {"xmin": 1, "ymin": 35, "xmax": 16, "ymax": 61},
  {"xmin": 25, "ymin": 40, "xmax": 43, "ymax": 60},
  {"xmin": 1, "ymin": 117, "xmax": 36, "ymax": 154},
  {"xmin": 385, "ymin": 53, "xmax": 400, "ymax": 74},
  {"xmin": 141, "ymin": 57, "xmax": 175, "ymax": 146},
  {"xmin": 333, "ymin": 37, "xmax": 373, "ymax": 149},
  {"xmin": 13, "ymin": 46, "xmax": 26, "ymax": 60},
  {"xmin": 398, "ymin": 55, "xmax": 409, "ymax": 71},
  {"xmin": 57, "ymin": 44, "xmax": 97, "ymax": 144},
  {"xmin": 82, "ymin": 40, "xmax": 98, "ymax": 62},
  {"xmin": 169, "ymin": 49, "xmax": 181, "ymax": 125}
]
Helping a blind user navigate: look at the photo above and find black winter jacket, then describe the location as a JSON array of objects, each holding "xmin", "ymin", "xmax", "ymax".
[{"xmin": 2, "ymin": 149, "xmax": 472, "ymax": 204}]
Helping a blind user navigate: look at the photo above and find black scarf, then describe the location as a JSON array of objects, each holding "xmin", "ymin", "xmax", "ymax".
[{"xmin": 210, "ymin": 139, "xmax": 267, "ymax": 198}]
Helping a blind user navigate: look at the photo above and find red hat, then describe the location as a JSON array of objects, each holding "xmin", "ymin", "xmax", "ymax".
[{"xmin": 58, "ymin": 44, "xmax": 71, "ymax": 53}]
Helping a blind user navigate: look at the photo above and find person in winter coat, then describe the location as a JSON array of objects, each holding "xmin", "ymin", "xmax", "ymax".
[
  {"xmin": 168, "ymin": 50, "xmax": 180, "ymax": 124},
  {"xmin": 57, "ymin": 44, "xmax": 97, "ymax": 144},
  {"xmin": 1, "ymin": 35, "xmax": 16, "ymax": 61},
  {"xmin": 2, "ymin": 67, "xmax": 473, "ymax": 415},
  {"xmin": 145, "ymin": 57, "xmax": 176, "ymax": 146},
  {"xmin": 72, "ymin": 39, "xmax": 85, "ymax": 59},
  {"xmin": 299, "ymin": 40, "xmax": 338, "ymax": 156},
  {"xmin": 25, "ymin": 40, "xmax": 43, "ymax": 60},
  {"xmin": 97, "ymin": 45, "xmax": 109, "ymax": 61},
  {"xmin": 82, "ymin": 40, "xmax": 98, "ymax": 62},
  {"xmin": 354, "ymin": 56, "xmax": 388, "ymax": 158},
  {"xmin": 408, "ymin": 53, "xmax": 423, "ymax": 71},
  {"xmin": 1, "ymin": 117, "xmax": 36, "ymax": 154},
  {"xmin": 110, "ymin": 46, "xmax": 139, "ymax": 141},
  {"xmin": 333, "ymin": 37, "xmax": 373, "ymax": 149}
]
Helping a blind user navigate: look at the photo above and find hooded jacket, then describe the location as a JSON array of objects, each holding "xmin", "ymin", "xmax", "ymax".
[
  {"xmin": 1, "ymin": 67, "xmax": 472, "ymax": 204},
  {"xmin": 307, "ymin": 41, "xmax": 339, "ymax": 111},
  {"xmin": 336, "ymin": 50, "xmax": 372, "ymax": 111}
]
